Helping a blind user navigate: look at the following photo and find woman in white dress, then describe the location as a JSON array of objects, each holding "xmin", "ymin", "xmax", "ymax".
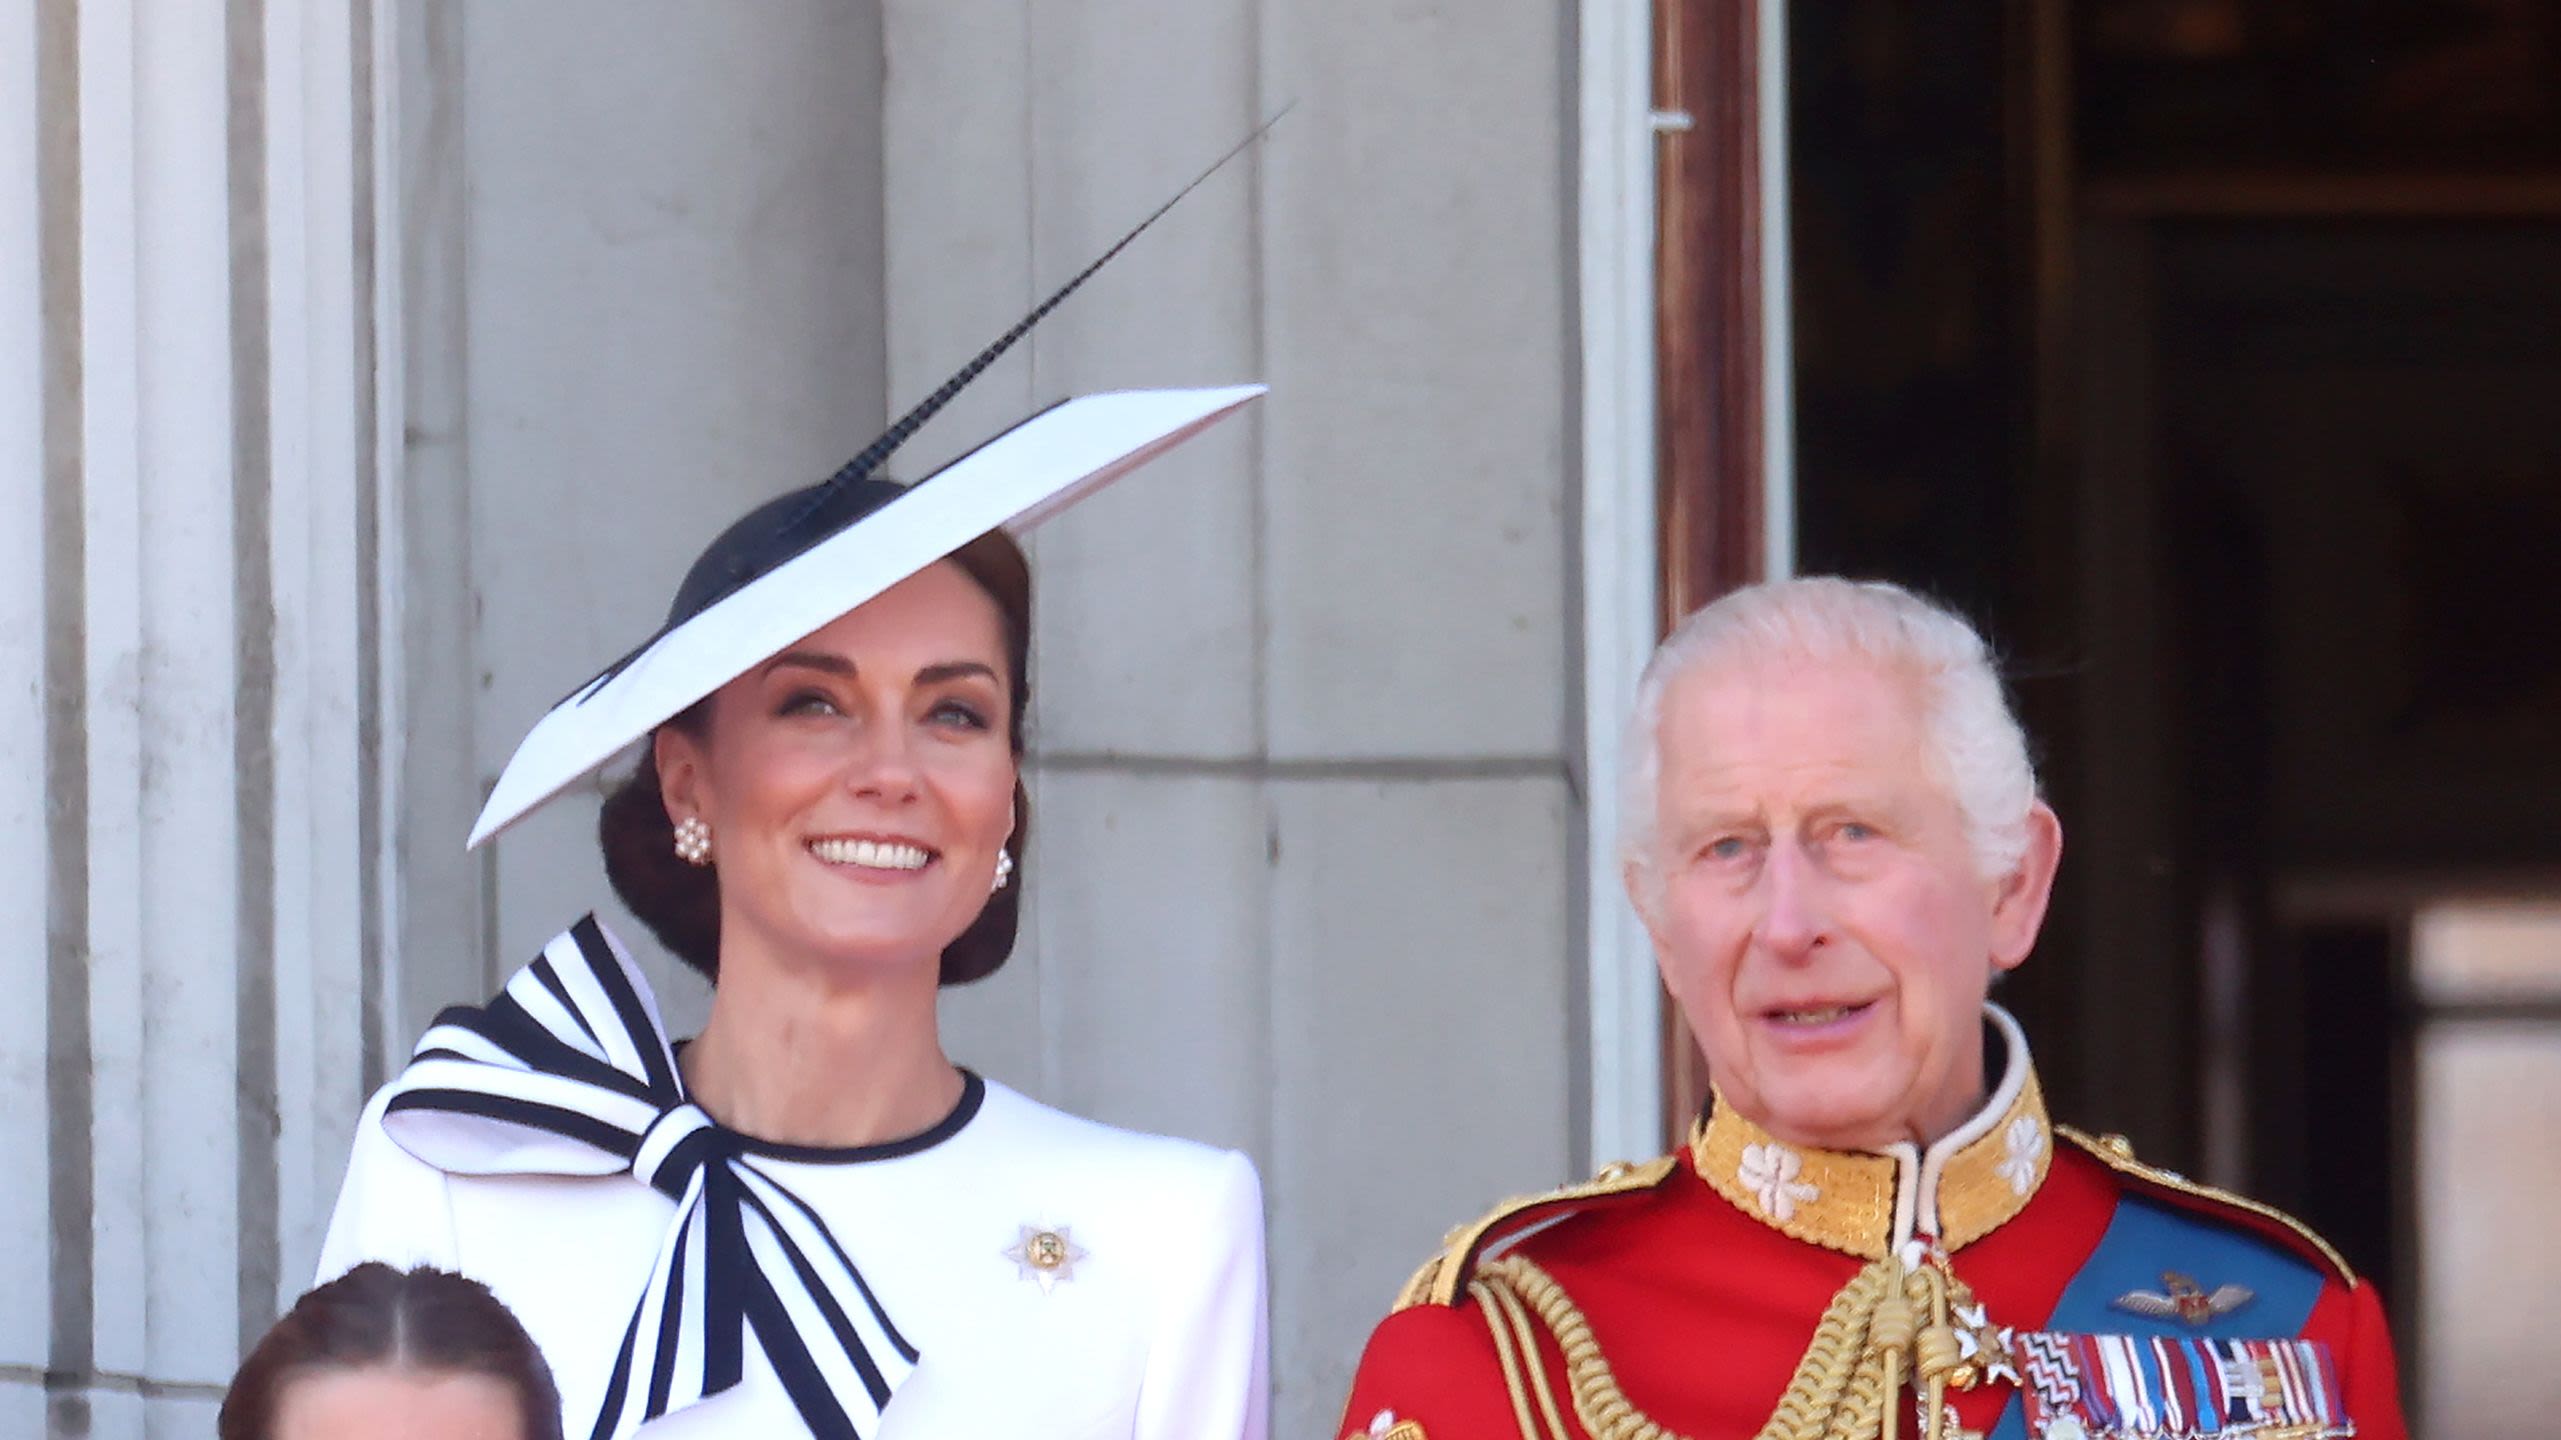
[{"xmin": 314, "ymin": 204, "xmax": 1270, "ymax": 1439}]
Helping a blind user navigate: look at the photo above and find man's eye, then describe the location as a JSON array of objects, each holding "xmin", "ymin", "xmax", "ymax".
[
  {"xmin": 1705, "ymin": 836, "xmax": 1750, "ymax": 862},
  {"xmin": 1837, "ymin": 822, "xmax": 1876, "ymax": 842}
]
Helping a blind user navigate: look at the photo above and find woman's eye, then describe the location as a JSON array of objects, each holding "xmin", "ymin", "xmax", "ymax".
[
  {"xmin": 929, "ymin": 699, "xmax": 991, "ymax": 731},
  {"xmin": 777, "ymin": 690, "xmax": 840, "ymax": 718}
]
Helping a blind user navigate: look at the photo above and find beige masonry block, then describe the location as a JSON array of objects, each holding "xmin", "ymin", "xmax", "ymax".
[{"xmin": 1267, "ymin": 773, "xmax": 1578, "ymax": 1437}]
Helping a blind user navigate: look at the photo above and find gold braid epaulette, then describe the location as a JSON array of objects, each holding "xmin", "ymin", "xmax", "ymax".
[
  {"xmin": 2055, "ymin": 1126, "xmax": 2357, "ymax": 1286},
  {"xmin": 1392, "ymin": 1157, "xmax": 1679, "ymax": 1313}
]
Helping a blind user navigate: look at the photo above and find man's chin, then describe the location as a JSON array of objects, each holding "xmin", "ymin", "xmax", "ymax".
[{"xmin": 1754, "ymin": 1089, "xmax": 1912, "ymax": 1152}]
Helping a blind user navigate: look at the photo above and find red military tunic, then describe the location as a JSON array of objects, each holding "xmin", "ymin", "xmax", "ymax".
[{"xmin": 1339, "ymin": 1009, "xmax": 2405, "ymax": 1440}]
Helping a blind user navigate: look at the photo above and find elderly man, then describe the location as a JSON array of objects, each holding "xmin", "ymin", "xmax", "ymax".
[{"xmin": 1337, "ymin": 579, "xmax": 2404, "ymax": 1440}]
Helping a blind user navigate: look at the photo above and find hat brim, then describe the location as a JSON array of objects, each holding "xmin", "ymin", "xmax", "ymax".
[{"xmin": 467, "ymin": 384, "xmax": 1266, "ymax": 849}]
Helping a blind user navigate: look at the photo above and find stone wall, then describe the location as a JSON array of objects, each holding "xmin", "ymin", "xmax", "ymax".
[
  {"xmin": 5, "ymin": 4, "xmax": 1608, "ymax": 1435},
  {"xmin": 3, "ymin": 1, "xmax": 391, "ymax": 1431},
  {"xmin": 881, "ymin": 6, "xmax": 1588, "ymax": 1432}
]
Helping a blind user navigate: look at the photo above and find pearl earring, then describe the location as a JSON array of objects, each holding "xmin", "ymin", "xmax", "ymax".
[
  {"xmin": 673, "ymin": 816, "xmax": 713, "ymax": 866},
  {"xmin": 991, "ymin": 848, "xmax": 1014, "ymax": 893}
]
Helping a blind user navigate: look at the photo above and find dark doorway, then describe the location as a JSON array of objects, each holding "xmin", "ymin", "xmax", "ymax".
[{"xmin": 1785, "ymin": 6, "xmax": 2561, "ymax": 1435}]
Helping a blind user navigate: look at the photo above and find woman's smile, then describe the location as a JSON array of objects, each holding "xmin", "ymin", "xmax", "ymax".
[{"xmin": 807, "ymin": 834, "xmax": 937, "ymax": 874}]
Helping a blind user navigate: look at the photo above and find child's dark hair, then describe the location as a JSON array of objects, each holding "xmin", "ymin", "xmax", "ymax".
[{"xmin": 220, "ymin": 1262, "xmax": 563, "ymax": 1440}]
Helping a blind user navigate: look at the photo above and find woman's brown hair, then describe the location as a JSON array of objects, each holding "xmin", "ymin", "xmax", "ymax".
[
  {"xmin": 598, "ymin": 528, "xmax": 1033, "ymax": 986},
  {"xmin": 219, "ymin": 1262, "xmax": 563, "ymax": 1440}
]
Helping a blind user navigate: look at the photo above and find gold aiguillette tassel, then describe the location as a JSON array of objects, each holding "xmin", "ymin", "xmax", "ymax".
[
  {"xmin": 1868, "ymin": 1270, "xmax": 1916, "ymax": 1440},
  {"xmin": 1913, "ymin": 1265, "xmax": 1961, "ymax": 1440}
]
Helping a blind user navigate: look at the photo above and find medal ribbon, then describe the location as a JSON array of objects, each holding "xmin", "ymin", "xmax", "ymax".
[{"xmin": 2019, "ymin": 1334, "xmax": 2351, "ymax": 1440}]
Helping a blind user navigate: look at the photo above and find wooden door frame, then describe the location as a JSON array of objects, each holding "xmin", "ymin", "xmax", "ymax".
[{"xmin": 1650, "ymin": 0, "xmax": 1781, "ymax": 1138}]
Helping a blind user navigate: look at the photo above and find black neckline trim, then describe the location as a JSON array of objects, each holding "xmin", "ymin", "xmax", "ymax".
[{"xmin": 711, "ymin": 1068, "xmax": 987, "ymax": 1164}]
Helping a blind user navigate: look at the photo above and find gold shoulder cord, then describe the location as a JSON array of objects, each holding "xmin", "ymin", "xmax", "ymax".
[
  {"xmin": 1469, "ymin": 1272, "xmax": 1576, "ymax": 1440},
  {"xmin": 1466, "ymin": 1253, "xmax": 1980, "ymax": 1440}
]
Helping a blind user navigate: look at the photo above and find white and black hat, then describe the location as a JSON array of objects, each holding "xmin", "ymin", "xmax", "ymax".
[{"xmin": 468, "ymin": 142, "xmax": 1268, "ymax": 850}]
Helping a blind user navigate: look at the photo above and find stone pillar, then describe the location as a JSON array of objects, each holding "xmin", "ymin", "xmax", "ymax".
[
  {"xmin": 2, "ymin": 1, "xmax": 394, "ymax": 1434},
  {"xmin": 885, "ymin": 6, "xmax": 1586, "ymax": 1433},
  {"xmin": 393, "ymin": 0, "xmax": 891, "ymax": 1040}
]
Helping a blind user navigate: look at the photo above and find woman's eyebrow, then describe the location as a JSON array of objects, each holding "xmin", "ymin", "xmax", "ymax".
[
  {"xmin": 760, "ymin": 651, "xmax": 855, "ymax": 679},
  {"xmin": 916, "ymin": 661, "xmax": 1000, "ymax": 685}
]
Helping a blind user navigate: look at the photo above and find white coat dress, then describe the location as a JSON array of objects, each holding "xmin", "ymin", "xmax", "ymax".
[{"xmin": 316, "ymin": 917, "xmax": 1269, "ymax": 1440}]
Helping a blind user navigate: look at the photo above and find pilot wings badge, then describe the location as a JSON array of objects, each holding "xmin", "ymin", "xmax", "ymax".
[{"xmin": 2111, "ymin": 1271, "xmax": 2255, "ymax": 1327}]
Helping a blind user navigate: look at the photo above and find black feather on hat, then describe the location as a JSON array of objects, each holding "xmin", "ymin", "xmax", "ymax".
[{"xmin": 471, "ymin": 119, "xmax": 1280, "ymax": 849}]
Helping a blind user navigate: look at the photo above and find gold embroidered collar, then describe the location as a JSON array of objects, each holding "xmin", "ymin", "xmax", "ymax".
[{"xmin": 1689, "ymin": 1004, "xmax": 2051, "ymax": 1260}]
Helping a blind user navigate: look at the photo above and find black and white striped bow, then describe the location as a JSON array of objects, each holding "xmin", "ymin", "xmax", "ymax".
[{"xmin": 381, "ymin": 915, "xmax": 919, "ymax": 1439}]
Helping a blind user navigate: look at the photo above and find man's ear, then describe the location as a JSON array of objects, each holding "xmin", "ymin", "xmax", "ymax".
[
  {"xmin": 655, "ymin": 725, "xmax": 709, "ymax": 825},
  {"xmin": 1624, "ymin": 860, "xmax": 1674, "ymax": 977},
  {"xmin": 1988, "ymin": 802, "xmax": 2062, "ymax": 972}
]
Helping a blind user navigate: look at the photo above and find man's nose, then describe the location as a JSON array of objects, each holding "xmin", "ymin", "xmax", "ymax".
[{"xmin": 1755, "ymin": 842, "xmax": 1829, "ymax": 961}]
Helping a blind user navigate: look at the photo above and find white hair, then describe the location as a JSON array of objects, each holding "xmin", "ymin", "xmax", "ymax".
[{"xmin": 1619, "ymin": 577, "xmax": 2040, "ymax": 907}]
